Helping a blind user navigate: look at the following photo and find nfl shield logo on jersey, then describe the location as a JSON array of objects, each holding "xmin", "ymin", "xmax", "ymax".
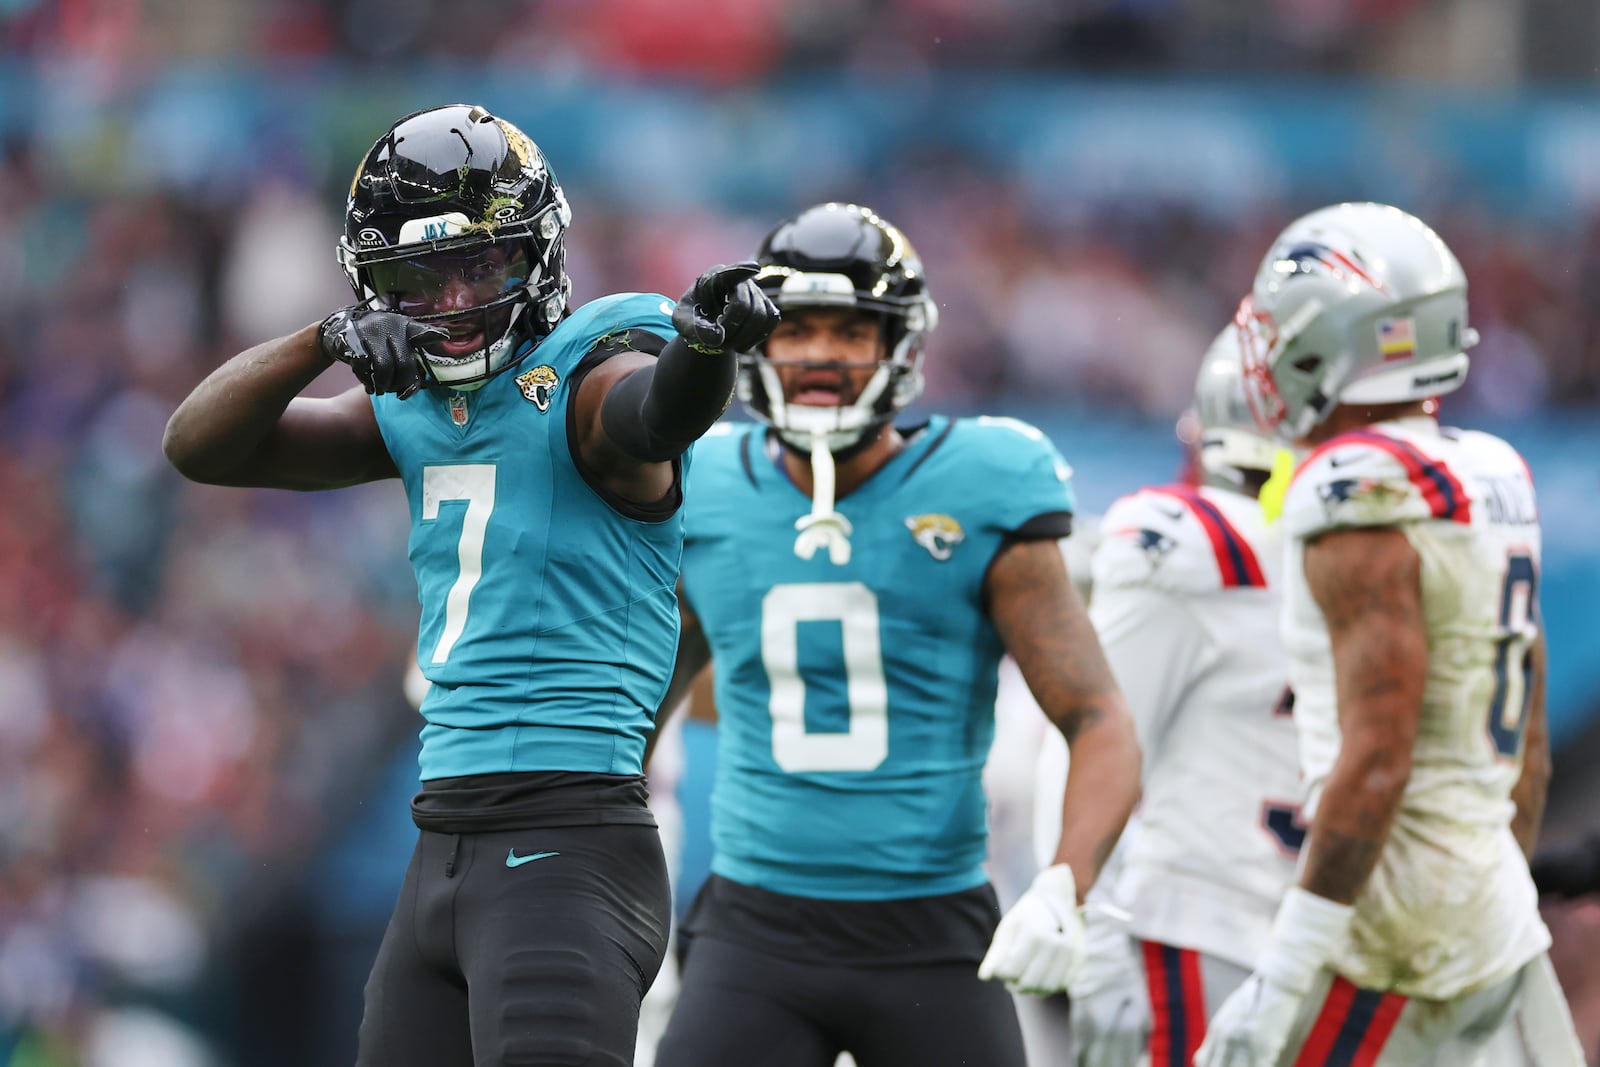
[
  {"xmin": 905, "ymin": 513, "xmax": 965, "ymax": 561},
  {"xmin": 516, "ymin": 364, "xmax": 561, "ymax": 412}
]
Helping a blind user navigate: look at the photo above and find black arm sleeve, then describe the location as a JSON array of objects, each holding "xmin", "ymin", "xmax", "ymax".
[{"xmin": 599, "ymin": 333, "xmax": 737, "ymax": 463}]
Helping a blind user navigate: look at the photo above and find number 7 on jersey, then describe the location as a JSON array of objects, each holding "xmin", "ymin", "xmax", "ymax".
[{"xmin": 421, "ymin": 464, "xmax": 497, "ymax": 665}]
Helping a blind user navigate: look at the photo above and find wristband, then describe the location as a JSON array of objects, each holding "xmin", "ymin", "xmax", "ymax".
[{"xmin": 1256, "ymin": 886, "xmax": 1354, "ymax": 995}]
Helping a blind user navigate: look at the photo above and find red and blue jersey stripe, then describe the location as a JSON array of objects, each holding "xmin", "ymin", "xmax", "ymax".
[
  {"xmin": 1148, "ymin": 486, "xmax": 1268, "ymax": 588},
  {"xmin": 1142, "ymin": 941, "xmax": 1208, "ymax": 1067},
  {"xmin": 1293, "ymin": 975, "xmax": 1407, "ymax": 1067},
  {"xmin": 1301, "ymin": 430, "xmax": 1471, "ymax": 525}
]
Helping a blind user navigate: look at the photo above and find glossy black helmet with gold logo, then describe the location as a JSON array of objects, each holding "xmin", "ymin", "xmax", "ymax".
[
  {"xmin": 337, "ymin": 104, "xmax": 572, "ymax": 388},
  {"xmin": 740, "ymin": 203, "xmax": 938, "ymax": 451}
]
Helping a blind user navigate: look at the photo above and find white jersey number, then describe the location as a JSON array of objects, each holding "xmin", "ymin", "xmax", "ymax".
[
  {"xmin": 1487, "ymin": 552, "xmax": 1538, "ymax": 760},
  {"xmin": 421, "ymin": 464, "xmax": 497, "ymax": 664},
  {"xmin": 761, "ymin": 582, "xmax": 889, "ymax": 773}
]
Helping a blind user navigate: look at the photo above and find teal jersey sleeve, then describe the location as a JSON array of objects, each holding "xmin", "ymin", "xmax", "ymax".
[
  {"xmin": 372, "ymin": 293, "xmax": 685, "ymax": 781},
  {"xmin": 951, "ymin": 414, "xmax": 1077, "ymax": 536}
]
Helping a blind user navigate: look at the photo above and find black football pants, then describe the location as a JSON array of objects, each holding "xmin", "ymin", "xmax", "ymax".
[
  {"xmin": 653, "ymin": 934, "xmax": 1027, "ymax": 1067},
  {"xmin": 355, "ymin": 823, "xmax": 670, "ymax": 1067}
]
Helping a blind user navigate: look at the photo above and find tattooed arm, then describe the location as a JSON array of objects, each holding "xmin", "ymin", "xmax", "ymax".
[
  {"xmin": 987, "ymin": 538, "xmax": 1140, "ymax": 894},
  {"xmin": 1511, "ymin": 632, "xmax": 1550, "ymax": 860},
  {"xmin": 1299, "ymin": 526, "xmax": 1427, "ymax": 904},
  {"xmin": 1194, "ymin": 525, "xmax": 1424, "ymax": 1067}
]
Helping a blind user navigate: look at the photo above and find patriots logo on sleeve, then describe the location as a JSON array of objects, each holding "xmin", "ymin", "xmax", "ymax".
[
  {"xmin": 1134, "ymin": 527, "xmax": 1177, "ymax": 564},
  {"xmin": 1319, "ymin": 478, "xmax": 1368, "ymax": 505},
  {"xmin": 1132, "ymin": 527, "xmax": 1184, "ymax": 563},
  {"xmin": 1317, "ymin": 476, "xmax": 1405, "ymax": 514},
  {"xmin": 1108, "ymin": 525, "xmax": 1177, "ymax": 567}
]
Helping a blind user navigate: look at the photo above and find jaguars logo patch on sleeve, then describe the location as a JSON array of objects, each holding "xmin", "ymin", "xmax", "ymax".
[
  {"xmin": 516, "ymin": 364, "xmax": 560, "ymax": 412},
  {"xmin": 905, "ymin": 513, "xmax": 965, "ymax": 561}
]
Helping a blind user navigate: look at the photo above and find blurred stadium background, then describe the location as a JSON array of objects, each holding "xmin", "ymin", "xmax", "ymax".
[{"xmin": 4, "ymin": 0, "xmax": 1600, "ymax": 1063}]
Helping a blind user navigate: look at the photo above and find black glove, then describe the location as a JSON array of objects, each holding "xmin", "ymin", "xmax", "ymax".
[
  {"xmin": 672, "ymin": 262, "xmax": 780, "ymax": 355},
  {"xmin": 318, "ymin": 306, "xmax": 446, "ymax": 400},
  {"xmin": 1530, "ymin": 835, "xmax": 1600, "ymax": 899}
]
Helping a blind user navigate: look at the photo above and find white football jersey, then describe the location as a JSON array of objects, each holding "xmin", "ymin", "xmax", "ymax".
[
  {"xmin": 1282, "ymin": 416, "xmax": 1548, "ymax": 1000},
  {"xmin": 1040, "ymin": 483, "xmax": 1300, "ymax": 970}
]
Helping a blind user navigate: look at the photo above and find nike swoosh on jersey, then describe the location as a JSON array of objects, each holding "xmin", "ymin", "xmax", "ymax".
[{"xmin": 506, "ymin": 849, "xmax": 561, "ymax": 868}]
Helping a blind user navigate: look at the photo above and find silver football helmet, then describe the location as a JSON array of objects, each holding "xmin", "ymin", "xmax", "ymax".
[
  {"xmin": 1237, "ymin": 202, "xmax": 1478, "ymax": 441},
  {"xmin": 1193, "ymin": 323, "xmax": 1279, "ymax": 489}
]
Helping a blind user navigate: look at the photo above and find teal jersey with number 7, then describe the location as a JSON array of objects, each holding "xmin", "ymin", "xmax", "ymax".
[
  {"xmin": 681, "ymin": 416, "xmax": 1076, "ymax": 900},
  {"xmin": 371, "ymin": 293, "xmax": 684, "ymax": 780}
]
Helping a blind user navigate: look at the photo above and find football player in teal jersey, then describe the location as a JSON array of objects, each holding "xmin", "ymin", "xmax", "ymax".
[
  {"xmin": 162, "ymin": 104, "xmax": 777, "ymax": 1067},
  {"xmin": 650, "ymin": 203, "xmax": 1141, "ymax": 1067}
]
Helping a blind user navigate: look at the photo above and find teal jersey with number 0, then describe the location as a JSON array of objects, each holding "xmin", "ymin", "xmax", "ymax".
[
  {"xmin": 682, "ymin": 416, "xmax": 1076, "ymax": 899},
  {"xmin": 372, "ymin": 293, "xmax": 684, "ymax": 781}
]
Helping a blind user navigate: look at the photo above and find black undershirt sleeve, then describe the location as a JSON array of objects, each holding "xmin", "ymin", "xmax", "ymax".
[
  {"xmin": 599, "ymin": 332, "xmax": 737, "ymax": 463},
  {"xmin": 1006, "ymin": 510, "xmax": 1075, "ymax": 543}
]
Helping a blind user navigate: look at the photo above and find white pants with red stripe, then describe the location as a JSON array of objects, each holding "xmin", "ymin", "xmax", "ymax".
[
  {"xmin": 1276, "ymin": 954, "xmax": 1583, "ymax": 1067},
  {"xmin": 1072, "ymin": 943, "xmax": 1583, "ymax": 1067},
  {"xmin": 1069, "ymin": 939, "xmax": 1252, "ymax": 1067}
]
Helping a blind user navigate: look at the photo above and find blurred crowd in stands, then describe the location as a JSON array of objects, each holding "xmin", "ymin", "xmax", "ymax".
[
  {"xmin": 3, "ymin": 0, "xmax": 1573, "ymax": 85},
  {"xmin": 3, "ymin": 0, "xmax": 1600, "ymax": 1062},
  {"xmin": 0, "ymin": 0, "xmax": 1440, "ymax": 71}
]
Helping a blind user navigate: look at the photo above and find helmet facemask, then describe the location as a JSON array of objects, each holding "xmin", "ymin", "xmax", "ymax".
[
  {"xmin": 1236, "ymin": 293, "xmax": 1335, "ymax": 442},
  {"xmin": 1192, "ymin": 322, "xmax": 1282, "ymax": 490},
  {"xmin": 739, "ymin": 271, "xmax": 935, "ymax": 455},
  {"xmin": 739, "ymin": 203, "xmax": 938, "ymax": 566},
  {"xmin": 339, "ymin": 212, "xmax": 569, "ymax": 389}
]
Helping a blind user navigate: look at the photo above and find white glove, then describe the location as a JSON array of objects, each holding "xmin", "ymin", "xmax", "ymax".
[
  {"xmin": 1069, "ymin": 905, "xmax": 1148, "ymax": 1067},
  {"xmin": 1193, "ymin": 887, "xmax": 1353, "ymax": 1067},
  {"xmin": 979, "ymin": 864, "xmax": 1085, "ymax": 995},
  {"xmin": 1191, "ymin": 972, "xmax": 1303, "ymax": 1067},
  {"xmin": 1070, "ymin": 975, "xmax": 1149, "ymax": 1067}
]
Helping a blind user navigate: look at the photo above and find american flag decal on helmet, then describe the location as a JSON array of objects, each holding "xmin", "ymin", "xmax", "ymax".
[{"xmin": 1377, "ymin": 317, "xmax": 1416, "ymax": 362}]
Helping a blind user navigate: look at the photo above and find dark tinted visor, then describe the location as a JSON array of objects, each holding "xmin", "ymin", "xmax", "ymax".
[{"xmin": 368, "ymin": 240, "xmax": 530, "ymax": 316}]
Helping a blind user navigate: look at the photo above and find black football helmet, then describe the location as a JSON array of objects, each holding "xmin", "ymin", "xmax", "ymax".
[
  {"xmin": 740, "ymin": 202, "xmax": 938, "ymax": 451},
  {"xmin": 337, "ymin": 104, "xmax": 572, "ymax": 389}
]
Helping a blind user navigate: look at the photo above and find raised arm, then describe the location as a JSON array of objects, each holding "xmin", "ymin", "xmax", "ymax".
[
  {"xmin": 575, "ymin": 264, "xmax": 777, "ymax": 505},
  {"xmin": 162, "ymin": 319, "xmax": 402, "ymax": 490},
  {"xmin": 977, "ymin": 537, "xmax": 1140, "ymax": 996}
]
